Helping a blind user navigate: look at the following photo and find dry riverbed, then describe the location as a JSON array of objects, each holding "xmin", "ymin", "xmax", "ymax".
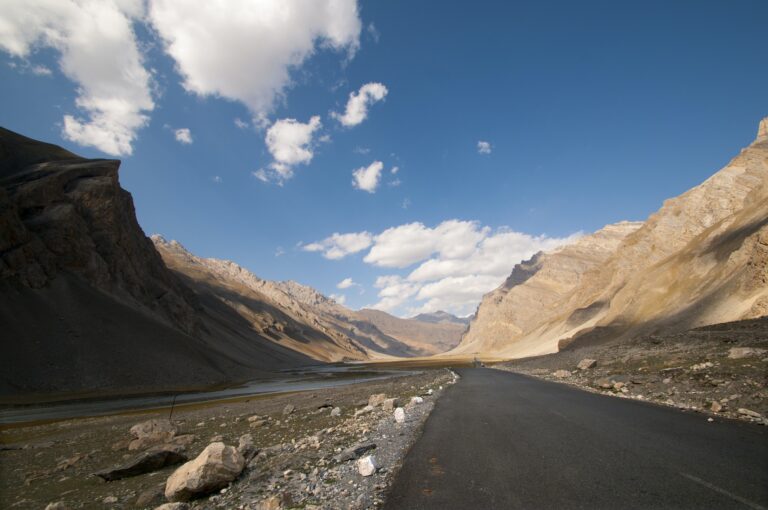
[
  {"xmin": 0, "ymin": 369, "xmax": 456, "ymax": 509},
  {"xmin": 495, "ymin": 318, "xmax": 768, "ymax": 425}
]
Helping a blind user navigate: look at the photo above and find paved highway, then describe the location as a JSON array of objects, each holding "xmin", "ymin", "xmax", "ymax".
[{"xmin": 385, "ymin": 368, "xmax": 768, "ymax": 509}]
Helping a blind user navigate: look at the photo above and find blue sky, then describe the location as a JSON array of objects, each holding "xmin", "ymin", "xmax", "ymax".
[{"xmin": 1, "ymin": 0, "xmax": 767, "ymax": 316}]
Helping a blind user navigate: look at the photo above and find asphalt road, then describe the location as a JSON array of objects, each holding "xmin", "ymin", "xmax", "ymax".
[{"xmin": 385, "ymin": 368, "xmax": 768, "ymax": 510}]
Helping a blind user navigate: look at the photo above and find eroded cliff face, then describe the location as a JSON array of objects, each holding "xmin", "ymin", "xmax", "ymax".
[
  {"xmin": 455, "ymin": 221, "xmax": 642, "ymax": 356},
  {"xmin": 0, "ymin": 132, "xmax": 201, "ymax": 335},
  {"xmin": 0, "ymin": 128, "xmax": 303, "ymax": 397},
  {"xmin": 456, "ymin": 118, "xmax": 768, "ymax": 359},
  {"xmin": 152, "ymin": 237, "xmax": 440, "ymax": 361}
]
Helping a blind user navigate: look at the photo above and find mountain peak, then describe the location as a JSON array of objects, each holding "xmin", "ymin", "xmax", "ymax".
[{"xmin": 758, "ymin": 116, "xmax": 768, "ymax": 141}]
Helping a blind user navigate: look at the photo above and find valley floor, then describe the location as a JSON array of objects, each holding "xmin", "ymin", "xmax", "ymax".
[{"xmin": 0, "ymin": 370, "xmax": 453, "ymax": 509}]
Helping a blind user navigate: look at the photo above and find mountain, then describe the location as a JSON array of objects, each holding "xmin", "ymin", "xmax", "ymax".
[
  {"xmin": 0, "ymin": 127, "xmax": 320, "ymax": 399},
  {"xmin": 151, "ymin": 237, "xmax": 427, "ymax": 360},
  {"xmin": 454, "ymin": 117, "xmax": 768, "ymax": 359},
  {"xmin": 411, "ymin": 310, "xmax": 472, "ymax": 325},
  {"xmin": 1, "ymin": 128, "xmax": 460, "ymax": 400},
  {"xmin": 355, "ymin": 309, "xmax": 466, "ymax": 355}
]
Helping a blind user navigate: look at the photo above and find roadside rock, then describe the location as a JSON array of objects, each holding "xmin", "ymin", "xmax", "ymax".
[
  {"xmin": 410, "ymin": 396, "xmax": 423, "ymax": 405},
  {"xmin": 136, "ymin": 485, "xmax": 165, "ymax": 507},
  {"xmin": 577, "ymin": 359, "xmax": 597, "ymax": 370},
  {"xmin": 95, "ymin": 445, "xmax": 187, "ymax": 481},
  {"xmin": 382, "ymin": 398, "xmax": 399, "ymax": 411},
  {"xmin": 738, "ymin": 408, "xmax": 763, "ymax": 419},
  {"xmin": 394, "ymin": 408, "xmax": 406, "ymax": 424},
  {"xmin": 155, "ymin": 504, "xmax": 189, "ymax": 510},
  {"xmin": 330, "ymin": 407, "xmax": 341, "ymax": 417},
  {"xmin": 164, "ymin": 442, "xmax": 245, "ymax": 502},
  {"xmin": 354, "ymin": 405, "xmax": 374, "ymax": 417},
  {"xmin": 45, "ymin": 503, "xmax": 67, "ymax": 510},
  {"xmin": 368, "ymin": 394, "xmax": 387, "ymax": 407},
  {"xmin": 254, "ymin": 496, "xmax": 282, "ymax": 510},
  {"xmin": 237, "ymin": 434, "xmax": 257, "ymax": 463},
  {"xmin": 333, "ymin": 443, "xmax": 376, "ymax": 462},
  {"xmin": 129, "ymin": 419, "xmax": 177, "ymax": 451},
  {"xmin": 595, "ymin": 378, "xmax": 613, "ymax": 389},
  {"xmin": 728, "ymin": 347, "xmax": 767, "ymax": 359},
  {"xmin": 710, "ymin": 401, "xmax": 723, "ymax": 413},
  {"xmin": 552, "ymin": 370, "xmax": 571, "ymax": 378},
  {"xmin": 282, "ymin": 404, "xmax": 295, "ymax": 415},
  {"xmin": 357, "ymin": 455, "xmax": 377, "ymax": 476}
]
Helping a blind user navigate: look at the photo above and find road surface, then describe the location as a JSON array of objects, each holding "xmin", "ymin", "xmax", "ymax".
[{"xmin": 385, "ymin": 368, "xmax": 768, "ymax": 509}]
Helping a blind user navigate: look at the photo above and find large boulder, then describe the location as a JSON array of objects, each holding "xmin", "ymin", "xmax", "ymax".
[
  {"xmin": 164, "ymin": 442, "xmax": 245, "ymax": 502},
  {"xmin": 728, "ymin": 347, "xmax": 767, "ymax": 359},
  {"xmin": 357, "ymin": 455, "xmax": 377, "ymax": 477},
  {"xmin": 382, "ymin": 398, "xmax": 399, "ymax": 411},
  {"xmin": 368, "ymin": 394, "xmax": 386, "ymax": 407},
  {"xmin": 95, "ymin": 445, "xmax": 187, "ymax": 481},
  {"xmin": 129, "ymin": 419, "xmax": 177, "ymax": 451},
  {"xmin": 577, "ymin": 359, "xmax": 597, "ymax": 370}
]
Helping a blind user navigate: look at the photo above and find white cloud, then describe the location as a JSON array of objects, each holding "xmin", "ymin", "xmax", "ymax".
[
  {"xmin": 353, "ymin": 146, "xmax": 370, "ymax": 155},
  {"xmin": 366, "ymin": 22, "xmax": 380, "ymax": 43},
  {"xmin": 333, "ymin": 82, "xmax": 388, "ymax": 127},
  {"xmin": 174, "ymin": 128, "xmax": 193, "ymax": 144},
  {"xmin": 30, "ymin": 64, "xmax": 52, "ymax": 76},
  {"xmin": 275, "ymin": 246, "xmax": 285, "ymax": 257},
  {"xmin": 212, "ymin": 175, "xmax": 222, "ymax": 183},
  {"xmin": 252, "ymin": 169, "xmax": 269, "ymax": 182},
  {"xmin": 337, "ymin": 277, "xmax": 356, "ymax": 289},
  {"xmin": 149, "ymin": 0, "xmax": 361, "ymax": 121},
  {"xmin": 306, "ymin": 219, "xmax": 580, "ymax": 316},
  {"xmin": 352, "ymin": 160, "xmax": 384, "ymax": 193},
  {"xmin": 0, "ymin": 0, "xmax": 153, "ymax": 156},
  {"xmin": 234, "ymin": 117, "xmax": 249, "ymax": 129},
  {"xmin": 477, "ymin": 140, "xmax": 492, "ymax": 154},
  {"xmin": 364, "ymin": 220, "xmax": 486, "ymax": 268},
  {"xmin": 391, "ymin": 166, "xmax": 399, "ymax": 174},
  {"xmin": 258, "ymin": 116, "xmax": 322, "ymax": 183},
  {"xmin": 302, "ymin": 231, "xmax": 373, "ymax": 260},
  {"xmin": 369, "ymin": 275, "xmax": 419, "ymax": 312}
]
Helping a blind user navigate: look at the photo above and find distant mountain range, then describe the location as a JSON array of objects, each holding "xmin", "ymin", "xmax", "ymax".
[
  {"xmin": 411, "ymin": 310, "xmax": 472, "ymax": 325},
  {"xmin": 452, "ymin": 117, "xmax": 768, "ymax": 359},
  {"xmin": 0, "ymin": 127, "xmax": 459, "ymax": 399}
]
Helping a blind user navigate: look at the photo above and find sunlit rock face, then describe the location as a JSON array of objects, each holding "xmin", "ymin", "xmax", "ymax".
[{"xmin": 455, "ymin": 118, "xmax": 768, "ymax": 359}]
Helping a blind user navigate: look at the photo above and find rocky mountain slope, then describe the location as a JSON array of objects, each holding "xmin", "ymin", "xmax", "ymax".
[
  {"xmin": 0, "ymin": 128, "xmax": 324, "ymax": 399},
  {"xmin": 152, "ymin": 237, "xmax": 431, "ymax": 360},
  {"xmin": 354, "ymin": 309, "xmax": 466, "ymax": 355},
  {"xmin": 455, "ymin": 117, "xmax": 768, "ymax": 359},
  {"xmin": 0, "ymin": 128, "xmax": 453, "ymax": 399}
]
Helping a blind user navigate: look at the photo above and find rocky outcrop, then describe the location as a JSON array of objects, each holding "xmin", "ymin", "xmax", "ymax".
[
  {"xmin": 0, "ymin": 128, "xmax": 311, "ymax": 398},
  {"xmin": 95, "ymin": 446, "xmax": 187, "ymax": 481},
  {"xmin": 455, "ymin": 117, "xmax": 768, "ymax": 359},
  {"xmin": 164, "ymin": 442, "xmax": 245, "ymax": 502},
  {"xmin": 455, "ymin": 221, "xmax": 642, "ymax": 357},
  {"xmin": 152, "ymin": 237, "xmax": 456, "ymax": 360}
]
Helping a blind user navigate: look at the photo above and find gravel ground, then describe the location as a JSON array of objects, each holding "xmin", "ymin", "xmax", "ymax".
[
  {"xmin": 494, "ymin": 318, "xmax": 768, "ymax": 426},
  {"xmin": 0, "ymin": 369, "xmax": 456, "ymax": 509}
]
